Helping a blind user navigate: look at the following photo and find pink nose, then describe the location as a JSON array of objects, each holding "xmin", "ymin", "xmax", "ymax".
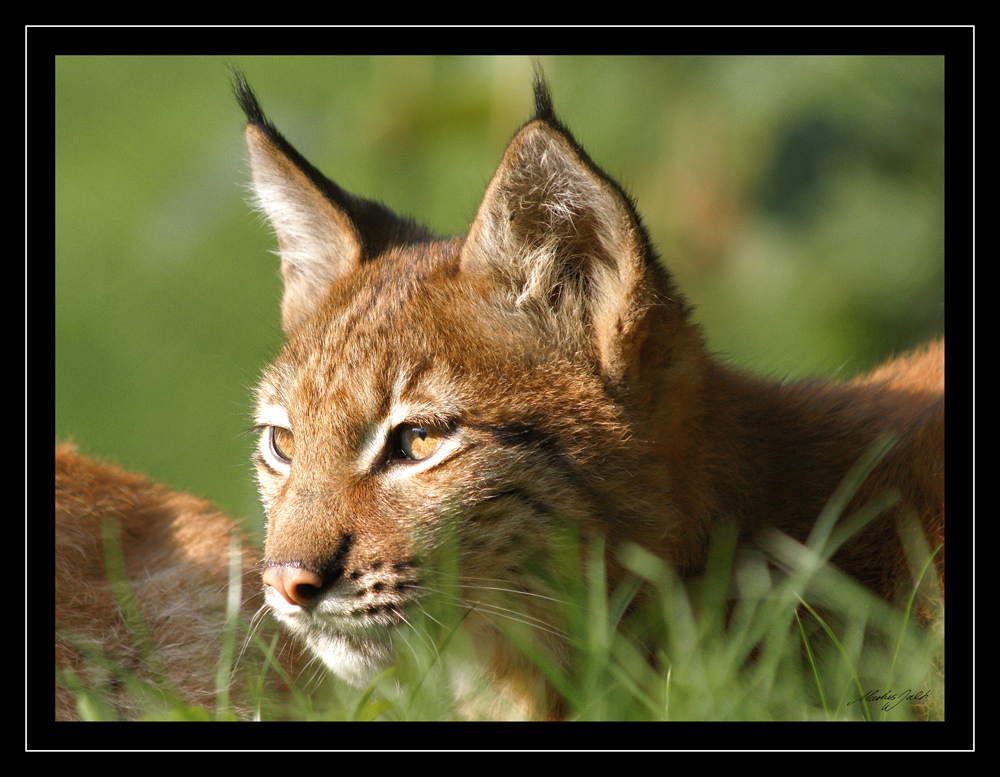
[{"xmin": 262, "ymin": 564, "xmax": 324, "ymax": 607}]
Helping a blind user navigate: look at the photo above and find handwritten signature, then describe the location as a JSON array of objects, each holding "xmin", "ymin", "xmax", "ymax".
[{"xmin": 848, "ymin": 689, "xmax": 932, "ymax": 712}]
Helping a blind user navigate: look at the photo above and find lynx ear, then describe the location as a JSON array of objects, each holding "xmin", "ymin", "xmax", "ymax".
[
  {"xmin": 461, "ymin": 83, "xmax": 653, "ymax": 383},
  {"xmin": 234, "ymin": 73, "xmax": 429, "ymax": 332},
  {"xmin": 235, "ymin": 75, "xmax": 362, "ymax": 332}
]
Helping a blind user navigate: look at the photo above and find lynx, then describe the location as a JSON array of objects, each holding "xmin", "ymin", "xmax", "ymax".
[
  {"xmin": 54, "ymin": 443, "xmax": 306, "ymax": 720},
  {"xmin": 235, "ymin": 71, "xmax": 944, "ymax": 719}
]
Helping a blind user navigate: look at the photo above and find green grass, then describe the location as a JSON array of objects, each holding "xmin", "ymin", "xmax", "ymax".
[{"xmin": 59, "ymin": 491, "xmax": 944, "ymax": 722}]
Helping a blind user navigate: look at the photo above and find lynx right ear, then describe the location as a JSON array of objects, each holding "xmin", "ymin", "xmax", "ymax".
[{"xmin": 234, "ymin": 73, "xmax": 364, "ymax": 332}]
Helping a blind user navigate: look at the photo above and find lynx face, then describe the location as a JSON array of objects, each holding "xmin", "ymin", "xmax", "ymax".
[
  {"xmin": 237, "ymin": 73, "xmax": 692, "ymax": 691},
  {"xmin": 252, "ymin": 250, "xmax": 628, "ymax": 685},
  {"xmin": 236, "ymin": 71, "xmax": 944, "ymax": 710}
]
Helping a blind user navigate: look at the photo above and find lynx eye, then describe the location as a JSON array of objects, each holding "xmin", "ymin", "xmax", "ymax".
[
  {"xmin": 268, "ymin": 425, "xmax": 295, "ymax": 464},
  {"xmin": 397, "ymin": 423, "xmax": 446, "ymax": 462}
]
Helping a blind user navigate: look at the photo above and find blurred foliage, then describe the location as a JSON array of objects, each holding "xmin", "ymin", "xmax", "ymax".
[{"xmin": 54, "ymin": 55, "xmax": 943, "ymax": 524}]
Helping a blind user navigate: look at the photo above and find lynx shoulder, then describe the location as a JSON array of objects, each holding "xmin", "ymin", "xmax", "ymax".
[{"xmin": 234, "ymin": 71, "xmax": 943, "ymax": 718}]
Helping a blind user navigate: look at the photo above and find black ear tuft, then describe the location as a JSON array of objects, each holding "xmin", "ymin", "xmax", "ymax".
[
  {"xmin": 532, "ymin": 64, "xmax": 556, "ymax": 123},
  {"xmin": 231, "ymin": 67, "xmax": 269, "ymax": 129}
]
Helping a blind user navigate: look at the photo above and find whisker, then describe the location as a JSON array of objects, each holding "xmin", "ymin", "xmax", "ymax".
[
  {"xmin": 409, "ymin": 583, "xmax": 571, "ymax": 642},
  {"xmin": 415, "ymin": 573, "xmax": 570, "ymax": 604},
  {"xmin": 390, "ymin": 606, "xmax": 442, "ymax": 663}
]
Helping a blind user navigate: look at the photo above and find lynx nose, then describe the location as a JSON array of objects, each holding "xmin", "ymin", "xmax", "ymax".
[{"xmin": 263, "ymin": 564, "xmax": 324, "ymax": 607}]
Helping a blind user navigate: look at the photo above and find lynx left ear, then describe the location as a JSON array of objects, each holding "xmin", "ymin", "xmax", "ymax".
[
  {"xmin": 461, "ymin": 80, "xmax": 653, "ymax": 383},
  {"xmin": 234, "ymin": 72, "xmax": 365, "ymax": 333},
  {"xmin": 234, "ymin": 71, "xmax": 431, "ymax": 333}
]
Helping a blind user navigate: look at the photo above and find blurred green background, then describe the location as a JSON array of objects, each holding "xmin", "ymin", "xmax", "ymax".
[{"xmin": 55, "ymin": 55, "xmax": 944, "ymax": 535}]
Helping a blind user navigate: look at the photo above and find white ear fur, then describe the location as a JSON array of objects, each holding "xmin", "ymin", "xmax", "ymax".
[
  {"xmin": 461, "ymin": 119, "xmax": 649, "ymax": 379},
  {"xmin": 246, "ymin": 126, "xmax": 363, "ymax": 279},
  {"xmin": 244, "ymin": 125, "xmax": 363, "ymax": 331},
  {"xmin": 235, "ymin": 72, "xmax": 364, "ymax": 331}
]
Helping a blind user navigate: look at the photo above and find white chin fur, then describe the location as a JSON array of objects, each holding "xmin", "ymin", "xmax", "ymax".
[
  {"xmin": 265, "ymin": 587, "xmax": 395, "ymax": 686},
  {"xmin": 302, "ymin": 629, "xmax": 393, "ymax": 687}
]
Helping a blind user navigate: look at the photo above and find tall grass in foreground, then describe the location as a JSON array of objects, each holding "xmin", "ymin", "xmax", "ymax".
[
  {"xmin": 58, "ymin": 523, "xmax": 943, "ymax": 722},
  {"xmin": 310, "ymin": 437, "xmax": 942, "ymax": 721},
  {"xmin": 58, "ymin": 440, "xmax": 943, "ymax": 722}
]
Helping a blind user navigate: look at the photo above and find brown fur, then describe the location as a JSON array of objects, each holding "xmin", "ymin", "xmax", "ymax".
[
  {"xmin": 233, "ymin": 71, "xmax": 943, "ymax": 718},
  {"xmin": 54, "ymin": 71, "xmax": 943, "ymax": 721},
  {"xmin": 54, "ymin": 443, "xmax": 304, "ymax": 720}
]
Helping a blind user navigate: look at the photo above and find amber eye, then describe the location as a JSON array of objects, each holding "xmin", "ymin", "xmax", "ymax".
[
  {"xmin": 269, "ymin": 426, "xmax": 295, "ymax": 464},
  {"xmin": 397, "ymin": 423, "xmax": 446, "ymax": 461}
]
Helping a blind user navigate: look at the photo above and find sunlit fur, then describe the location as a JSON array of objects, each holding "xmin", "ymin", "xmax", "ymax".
[
  {"xmin": 237, "ymin": 71, "xmax": 944, "ymax": 719},
  {"xmin": 54, "ymin": 443, "xmax": 307, "ymax": 720}
]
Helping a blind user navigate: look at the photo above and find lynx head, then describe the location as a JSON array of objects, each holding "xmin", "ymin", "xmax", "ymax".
[{"xmin": 235, "ymin": 71, "xmax": 706, "ymax": 696}]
